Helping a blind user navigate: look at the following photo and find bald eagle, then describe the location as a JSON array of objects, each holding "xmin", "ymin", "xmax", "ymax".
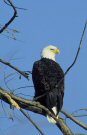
[{"xmin": 32, "ymin": 45, "xmax": 64, "ymax": 123}]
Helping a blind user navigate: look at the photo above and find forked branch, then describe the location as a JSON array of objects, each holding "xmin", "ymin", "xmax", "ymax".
[{"xmin": 0, "ymin": 0, "xmax": 17, "ymax": 33}]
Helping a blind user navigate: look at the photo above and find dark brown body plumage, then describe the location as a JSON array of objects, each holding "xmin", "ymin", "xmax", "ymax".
[{"xmin": 32, "ymin": 58, "xmax": 64, "ymax": 114}]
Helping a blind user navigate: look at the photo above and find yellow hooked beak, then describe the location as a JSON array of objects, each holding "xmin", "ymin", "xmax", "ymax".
[{"xmin": 52, "ymin": 48, "xmax": 60, "ymax": 54}]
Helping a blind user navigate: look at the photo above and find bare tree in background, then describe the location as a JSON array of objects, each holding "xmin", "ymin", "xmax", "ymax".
[{"xmin": 0, "ymin": 1, "xmax": 87, "ymax": 135}]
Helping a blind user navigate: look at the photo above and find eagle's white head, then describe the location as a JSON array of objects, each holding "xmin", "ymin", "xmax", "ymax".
[{"xmin": 41, "ymin": 45, "xmax": 60, "ymax": 61}]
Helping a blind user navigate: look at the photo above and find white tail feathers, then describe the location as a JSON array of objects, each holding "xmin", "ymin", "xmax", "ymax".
[
  {"xmin": 47, "ymin": 114, "xmax": 58, "ymax": 124},
  {"xmin": 47, "ymin": 106, "xmax": 58, "ymax": 124}
]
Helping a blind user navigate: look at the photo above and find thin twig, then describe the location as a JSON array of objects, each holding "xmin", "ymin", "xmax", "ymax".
[
  {"xmin": 4, "ymin": 0, "xmax": 27, "ymax": 10},
  {"xmin": 4, "ymin": 72, "xmax": 12, "ymax": 91},
  {"xmin": 77, "ymin": 108, "xmax": 87, "ymax": 111},
  {"xmin": 0, "ymin": 0, "xmax": 17, "ymax": 33},
  {"xmin": 71, "ymin": 108, "xmax": 87, "ymax": 117},
  {"xmin": 15, "ymin": 93, "xmax": 33, "ymax": 98},
  {"xmin": 0, "ymin": 23, "xmax": 19, "ymax": 33},
  {"xmin": 1, "ymin": 100, "xmax": 8, "ymax": 117},
  {"xmin": 72, "ymin": 114, "xmax": 87, "ymax": 118},
  {"xmin": 13, "ymin": 85, "xmax": 33, "ymax": 92},
  {"xmin": 64, "ymin": 20, "xmax": 87, "ymax": 75}
]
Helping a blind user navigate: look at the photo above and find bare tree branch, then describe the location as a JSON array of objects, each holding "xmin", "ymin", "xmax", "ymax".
[
  {"xmin": 0, "ymin": 90, "xmax": 45, "ymax": 135},
  {"xmin": 0, "ymin": 58, "xmax": 29, "ymax": 80},
  {"xmin": 20, "ymin": 109, "xmax": 45, "ymax": 135},
  {"xmin": 64, "ymin": 20, "xmax": 87, "ymax": 75},
  {"xmin": 0, "ymin": 0, "xmax": 17, "ymax": 33},
  {"xmin": 56, "ymin": 119, "xmax": 74, "ymax": 135},
  {"xmin": 61, "ymin": 110, "xmax": 87, "ymax": 130},
  {"xmin": 0, "ymin": 87, "xmax": 74, "ymax": 134}
]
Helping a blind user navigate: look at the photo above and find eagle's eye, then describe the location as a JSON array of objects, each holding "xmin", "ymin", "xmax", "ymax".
[{"xmin": 50, "ymin": 48, "xmax": 54, "ymax": 50}]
